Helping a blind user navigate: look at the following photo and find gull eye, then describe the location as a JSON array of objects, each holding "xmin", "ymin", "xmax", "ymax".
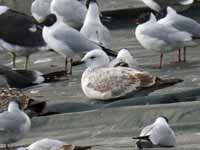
[{"xmin": 90, "ymin": 56, "xmax": 96, "ymax": 59}]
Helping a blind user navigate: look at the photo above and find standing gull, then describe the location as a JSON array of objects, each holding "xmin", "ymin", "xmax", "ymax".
[
  {"xmin": 158, "ymin": 7, "xmax": 200, "ymax": 62},
  {"xmin": 80, "ymin": 0, "xmax": 111, "ymax": 49},
  {"xmin": 133, "ymin": 116, "xmax": 176, "ymax": 148},
  {"xmin": 17, "ymin": 138, "xmax": 92, "ymax": 150},
  {"xmin": 50, "ymin": 0, "xmax": 87, "ymax": 29},
  {"xmin": 81, "ymin": 49, "xmax": 183, "ymax": 100},
  {"xmin": 109, "ymin": 48, "xmax": 138, "ymax": 69},
  {"xmin": 0, "ymin": 5, "xmax": 48, "ymax": 69},
  {"xmin": 135, "ymin": 13, "xmax": 195, "ymax": 68},
  {"xmin": 140, "ymin": 0, "xmax": 193, "ymax": 13},
  {"xmin": 0, "ymin": 100, "xmax": 31, "ymax": 150},
  {"xmin": 42, "ymin": 14, "xmax": 116, "ymax": 75},
  {"xmin": 31, "ymin": 0, "xmax": 52, "ymax": 23}
]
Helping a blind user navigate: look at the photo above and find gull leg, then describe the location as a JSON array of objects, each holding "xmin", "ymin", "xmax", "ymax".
[
  {"xmin": 5, "ymin": 144, "xmax": 9, "ymax": 150},
  {"xmin": 25, "ymin": 55, "xmax": 29, "ymax": 70},
  {"xmin": 183, "ymin": 47, "xmax": 186, "ymax": 62},
  {"xmin": 67, "ymin": 58, "xmax": 72, "ymax": 75},
  {"xmin": 177, "ymin": 49, "xmax": 181, "ymax": 63},
  {"xmin": 159, "ymin": 52, "xmax": 163, "ymax": 69},
  {"xmin": 11, "ymin": 52, "xmax": 16, "ymax": 68},
  {"xmin": 65, "ymin": 57, "xmax": 72, "ymax": 75}
]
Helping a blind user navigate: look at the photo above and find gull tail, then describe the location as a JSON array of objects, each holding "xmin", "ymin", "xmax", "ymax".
[
  {"xmin": 74, "ymin": 146, "xmax": 92, "ymax": 150},
  {"xmin": 101, "ymin": 46, "xmax": 117, "ymax": 57},
  {"xmin": 178, "ymin": 0, "xmax": 193, "ymax": 5},
  {"xmin": 154, "ymin": 77, "xmax": 183, "ymax": 89},
  {"xmin": 132, "ymin": 136, "xmax": 150, "ymax": 140}
]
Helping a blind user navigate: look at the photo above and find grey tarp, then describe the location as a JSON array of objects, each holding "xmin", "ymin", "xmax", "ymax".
[{"xmin": 0, "ymin": 1, "xmax": 200, "ymax": 150}]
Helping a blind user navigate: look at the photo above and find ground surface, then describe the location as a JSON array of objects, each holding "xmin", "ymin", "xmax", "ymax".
[{"xmin": 0, "ymin": 1, "xmax": 200, "ymax": 150}]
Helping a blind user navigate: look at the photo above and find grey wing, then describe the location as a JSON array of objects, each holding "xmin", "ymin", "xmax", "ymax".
[
  {"xmin": 170, "ymin": 15, "xmax": 200, "ymax": 37},
  {"xmin": 100, "ymin": 25, "xmax": 112, "ymax": 49},
  {"xmin": 53, "ymin": 27, "xmax": 101, "ymax": 53},
  {"xmin": 140, "ymin": 124, "xmax": 155, "ymax": 137},
  {"xmin": 0, "ymin": 112, "xmax": 25, "ymax": 132},
  {"xmin": 143, "ymin": 24, "xmax": 192, "ymax": 44}
]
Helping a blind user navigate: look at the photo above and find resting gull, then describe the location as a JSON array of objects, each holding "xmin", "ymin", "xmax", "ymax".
[
  {"xmin": 81, "ymin": 49, "xmax": 183, "ymax": 100},
  {"xmin": 17, "ymin": 138, "xmax": 92, "ymax": 150},
  {"xmin": 80, "ymin": 0, "xmax": 111, "ymax": 49},
  {"xmin": 0, "ymin": 64, "xmax": 66, "ymax": 89},
  {"xmin": 50, "ymin": 0, "xmax": 87, "ymax": 29},
  {"xmin": 135, "ymin": 13, "xmax": 195, "ymax": 68},
  {"xmin": 42, "ymin": 14, "xmax": 116, "ymax": 75},
  {"xmin": 0, "ymin": 100, "xmax": 31, "ymax": 150},
  {"xmin": 0, "ymin": 5, "xmax": 48, "ymax": 69},
  {"xmin": 133, "ymin": 116, "xmax": 176, "ymax": 148},
  {"xmin": 158, "ymin": 7, "xmax": 200, "ymax": 62},
  {"xmin": 109, "ymin": 48, "xmax": 138, "ymax": 69}
]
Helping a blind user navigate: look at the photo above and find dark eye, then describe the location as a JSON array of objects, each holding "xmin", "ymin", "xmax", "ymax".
[{"xmin": 90, "ymin": 56, "xmax": 96, "ymax": 59}]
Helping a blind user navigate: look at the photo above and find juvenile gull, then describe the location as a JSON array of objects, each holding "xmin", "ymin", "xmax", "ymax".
[
  {"xmin": 140, "ymin": 0, "xmax": 193, "ymax": 13},
  {"xmin": 42, "ymin": 14, "xmax": 116, "ymax": 74},
  {"xmin": 133, "ymin": 116, "xmax": 176, "ymax": 148},
  {"xmin": 0, "ymin": 5, "xmax": 48, "ymax": 69},
  {"xmin": 158, "ymin": 7, "xmax": 200, "ymax": 62},
  {"xmin": 50, "ymin": 0, "xmax": 87, "ymax": 29},
  {"xmin": 0, "ymin": 100, "xmax": 31, "ymax": 150},
  {"xmin": 109, "ymin": 48, "xmax": 138, "ymax": 69},
  {"xmin": 17, "ymin": 138, "xmax": 92, "ymax": 150},
  {"xmin": 31, "ymin": 0, "xmax": 52, "ymax": 23},
  {"xmin": 80, "ymin": 0, "xmax": 111, "ymax": 49},
  {"xmin": 81, "ymin": 49, "xmax": 183, "ymax": 100},
  {"xmin": 135, "ymin": 13, "xmax": 195, "ymax": 68}
]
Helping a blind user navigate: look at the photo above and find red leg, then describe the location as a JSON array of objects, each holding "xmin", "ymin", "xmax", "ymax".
[
  {"xmin": 177, "ymin": 49, "xmax": 181, "ymax": 62},
  {"xmin": 183, "ymin": 47, "xmax": 186, "ymax": 62},
  {"xmin": 159, "ymin": 53, "xmax": 163, "ymax": 69}
]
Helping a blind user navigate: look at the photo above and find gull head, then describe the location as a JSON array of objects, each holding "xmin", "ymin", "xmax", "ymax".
[
  {"xmin": 42, "ymin": 13, "xmax": 57, "ymax": 27},
  {"xmin": 86, "ymin": 0, "xmax": 98, "ymax": 9},
  {"xmin": 155, "ymin": 116, "xmax": 169, "ymax": 124},
  {"xmin": 117, "ymin": 48, "xmax": 136, "ymax": 67},
  {"xmin": 81, "ymin": 49, "xmax": 110, "ymax": 69}
]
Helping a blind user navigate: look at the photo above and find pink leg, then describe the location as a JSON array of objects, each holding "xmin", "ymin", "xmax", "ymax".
[
  {"xmin": 183, "ymin": 47, "xmax": 186, "ymax": 62},
  {"xmin": 177, "ymin": 49, "xmax": 181, "ymax": 62},
  {"xmin": 159, "ymin": 53, "xmax": 163, "ymax": 69}
]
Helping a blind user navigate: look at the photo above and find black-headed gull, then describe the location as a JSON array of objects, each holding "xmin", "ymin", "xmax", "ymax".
[
  {"xmin": 133, "ymin": 116, "xmax": 176, "ymax": 148},
  {"xmin": 135, "ymin": 13, "xmax": 195, "ymax": 68}
]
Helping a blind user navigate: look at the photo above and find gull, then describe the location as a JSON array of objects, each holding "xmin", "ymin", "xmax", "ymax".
[
  {"xmin": 81, "ymin": 49, "xmax": 183, "ymax": 100},
  {"xmin": 80, "ymin": 0, "xmax": 111, "ymax": 49},
  {"xmin": 135, "ymin": 13, "xmax": 195, "ymax": 68},
  {"xmin": 140, "ymin": 0, "xmax": 193, "ymax": 13},
  {"xmin": 0, "ymin": 5, "xmax": 48, "ymax": 69},
  {"xmin": 42, "ymin": 14, "xmax": 116, "ymax": 75},
  {"xmin": 109, "ymin": 48, "xmax": 138, "ymax": 69},
  {"xmin": 17, "ymin": 138, "xmax": 92, "ymax": 150},
  {"xmin": 31, "ymin": 0, "xmax": 52, "ymax": 23},
  {"xmin": 158, "ymin": 7, "xmax": 200, "ymax": 62},
  {"xmin": 133, "ymin": 116, "xmax": 176, "ymax": 148},
  {"xmin": 0, "ymin": 100, "xmax": 31, "ymax": 150},
  {"xmin": 50, "ymin": 0, "xmax": 87, "ymax": 29},
  {"xmin": 0, "ymin": 64, "xmax": 66, "ymax": 89}
]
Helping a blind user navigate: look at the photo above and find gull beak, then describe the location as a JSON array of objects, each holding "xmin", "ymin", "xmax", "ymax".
[{"xmin": 81, "ymin": 57, "xmax": 86, "ymax": 63}]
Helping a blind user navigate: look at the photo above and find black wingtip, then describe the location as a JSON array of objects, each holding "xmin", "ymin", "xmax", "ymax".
[{"xmin": 101, "ymin": 46, "xmax": 117, "ymax": 57}]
